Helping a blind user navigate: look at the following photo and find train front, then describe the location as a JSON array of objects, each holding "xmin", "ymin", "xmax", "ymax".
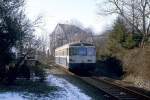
[{"xmin": 68, "ymin": 42, "xmax": 96, "ymax": 72}]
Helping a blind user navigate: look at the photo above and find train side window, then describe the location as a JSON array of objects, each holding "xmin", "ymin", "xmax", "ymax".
[
  {"xmin": 63, "ymin": 50, "xmax": 64, "ymax": 56},
  {"xmin": 55, "ymin": 51, "xmax": 57, "ymax": 56},
  {"xmin": 62, "ymin": 50, "xmax": 63, "ymax": 56},
  {"xmin": 58, "ymin": 51, "xmax": 60, "ymax": 56},
  {"xmin": 59, "ymin": 51, "xmax": 62, "ymax": 56},
  {"xmin": 59, "ymin": 51, "xmax": 60, "ymax": 56},
  {"xmin": 87, "ymin": 48, "xmax": 95, "ymax": 56},
  {"xmin": 63, "ymin": 49, "xmax": 65, "ymax": 56},
  {"xmin": 69, "ymin": 48, "xmax": 73, "ymax": 56},
  {"xmin": 62, "ymin": 50, "xmax": 64, "ymax": 56},
  {"xmin": 64, "ymin": 49, "xmax": 67, "ymax": 56}
]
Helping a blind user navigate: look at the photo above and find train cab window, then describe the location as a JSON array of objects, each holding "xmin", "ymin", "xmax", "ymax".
[
  {"xmin": 69, "ymin": 48, "xmax": 74, "ymax": 55},
  {"xmin": 69, "ymin": 48, "xmax": 73, "ymax": 55},
  {"xmin": 87, "ymin": 48, "xmax": 95, "ymax": 56},
  {"xmin": 79, "ymin": 47, "xmax": 87, "ymax": 56},
  {"xmin": 74, "ymin": 48, "xmax": 78, "ymax": 55},
  {"xmin": 69, "ymin": 47, "xmax": 78, "ymax": 55}
]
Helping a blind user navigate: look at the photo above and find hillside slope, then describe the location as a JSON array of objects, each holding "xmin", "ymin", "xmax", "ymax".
[{"xmin": 122, "ymin": 46, "xmax": 150, "ymax": 90}]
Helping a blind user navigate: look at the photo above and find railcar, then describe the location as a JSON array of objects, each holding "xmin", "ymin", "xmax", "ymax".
[{"xmin": 55, "ymin": 42, "xmax": 96, "ymax": 71}]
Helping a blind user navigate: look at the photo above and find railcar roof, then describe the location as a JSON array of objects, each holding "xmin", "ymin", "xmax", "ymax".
[
  {"xmin": 55, "ymin": 42, "xmax": 94, "ymax": 51},
  {"xmin": 69, "ymin": 42, "xmax": 93, "ymax": 46}
]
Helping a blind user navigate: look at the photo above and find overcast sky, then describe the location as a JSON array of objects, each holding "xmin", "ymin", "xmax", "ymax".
[{"xmin": 25, "ymin": 0, "xmax": 116, "ymax": 37}]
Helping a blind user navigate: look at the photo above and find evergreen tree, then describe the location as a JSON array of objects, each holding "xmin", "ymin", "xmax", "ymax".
[
  {"xmin": 107, "ymin": 17, "xmax": 140, "ymax": 53},
  {"xmin": 0, "ymin": 0, "xmax": 32, "ymax": 82},
  {"xmin": 107, "ymin": 17, "xmax": 126, "ymax": 54},
  {"xmin": 123, "ymin": 34, "xmax": 136, "ymax": 49}
]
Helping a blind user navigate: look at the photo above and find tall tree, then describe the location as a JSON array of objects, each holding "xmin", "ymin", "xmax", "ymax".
[
  {"xmin": 0, "ymin": 0, "xmax": 35, "ymax": 81},
  {"xmin": 98, "ymin": 0, "xmax": 150, "ymax": 47}
]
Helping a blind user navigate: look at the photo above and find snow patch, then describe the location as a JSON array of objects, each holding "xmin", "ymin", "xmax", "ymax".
[
  {"xmin": 0, "ymin": 75, "xmax": 92, "ymax": 100},
  {"xmin": 47, "ymin": 74, "xmax": 92, "ymax": 100}
]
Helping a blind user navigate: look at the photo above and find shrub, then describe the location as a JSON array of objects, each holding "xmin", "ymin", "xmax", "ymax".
[
  {"xmin": 17, "ymin": 61, "xmax": 47, "ymax": 82},
  {"xmin": 96, "ymin": 55, "xmax": 124, "ymax": 78},
  {"xmin": 33, "ymin": 61, "xmax": 47, "ymax": 81},
  {"xmin": 122, "ymin": 34, "xmax": 136, "ymax": 49}
]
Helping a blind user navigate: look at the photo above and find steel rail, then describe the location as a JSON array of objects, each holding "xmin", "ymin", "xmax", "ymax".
[{"xmin": 52, "ymin": 64, "xmax": 150, "ymax": 100}]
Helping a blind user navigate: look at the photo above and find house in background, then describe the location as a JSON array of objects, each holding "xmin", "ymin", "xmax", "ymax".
[{"xmin": 49, "ymin": 23, "xmax": 94, "ymax": 55}]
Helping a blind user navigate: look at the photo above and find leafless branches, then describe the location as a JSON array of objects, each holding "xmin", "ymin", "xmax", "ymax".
[{"xmin": 98, "ymin": 0, "xmax": 150, "ymax": 47}]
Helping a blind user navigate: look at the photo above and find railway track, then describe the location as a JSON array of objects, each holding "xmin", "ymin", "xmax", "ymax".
[
  {"xmin": 51, "ymin": 64, "xmax": 150, "ymax": 100},
  {"xmin": 89, "ymin": 77, "xmax": 150, "ymax": 100}
]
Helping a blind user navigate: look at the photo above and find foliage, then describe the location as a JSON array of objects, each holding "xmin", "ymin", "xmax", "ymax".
[
  {"xmin": 112, "ymin": 19, "xmax": 126, "ymax": 44},
  {"xmin": 17, "ymin": 63, "xmax": 30, "ymax": 80},
  {"xmin": 122, "ymin": 34, "xmax": 136, "ymax": 49},
  {"xmin": 96, "ymin": 55, "xmax": 124, "ymax": 78},
  {"xmin": 17, "ymin": 61, "xmax": 47, "ymax": 82},
  {"xmin": 107, "ymin": 17, "xmax": 142, "ymax": 53},
  {"xmin": 107, "ymin": 18, "xmax": 125, "ymax": 54},
  {"xmin": 97, "ymin": 0, "xmax": 150, "ymax": 89},
  {"xmin": 0, "ymin": 0, "xmax": 45, "ymax": 84},
  {"xmin": 104, "ymin": 56, "xmax": 123, "ymax": 76},
  {"xmin": 32, "ymin": 61, "xmax": 47, "ymax": 81},
  {"xmin": 132, "ymin": 33, "xmax": 143, "ymax": 46},
  {"xmin": 0, "ymin": 0, "xmax": 20, "ymax": 65},
  {"xmin": 99, "ymin": 0, "xmax": 150, "ymax": 47},
  {"xmin": 122, "ymin": 32, "xmax": 143, "ymax": 49},
  {"xmin": 0, "ymin": 0, "xmax": 32, "ymax": 81}
]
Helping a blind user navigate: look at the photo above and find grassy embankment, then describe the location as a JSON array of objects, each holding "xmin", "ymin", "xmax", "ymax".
[{"xmin": 95, "ymin": 45, "xmax": 150, "ymax": 90}]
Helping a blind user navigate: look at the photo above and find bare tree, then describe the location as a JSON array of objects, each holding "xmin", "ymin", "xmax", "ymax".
[
  {"xmin": 98, "ymin": 0, "xmax": 150, "ymax": 47},
  {"xmin": 49, "ymin": 23, "xmax": 94, "ymax": 56},
  {"xmin": 85, "ymin": 28, "xmax": 95, "ymax": 44}
]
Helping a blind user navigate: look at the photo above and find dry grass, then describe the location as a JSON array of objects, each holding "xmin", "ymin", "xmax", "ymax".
[{"xmin": 122, "ymin": 46, "xmax": 150, "ymax": 90}]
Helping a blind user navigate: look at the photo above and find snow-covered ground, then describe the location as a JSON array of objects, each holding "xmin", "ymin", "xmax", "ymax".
[
  {"xmin": 46, "ymin": 74, "xmax": 92, "ymax": 100},
  {"xmin": 0, "ymin": 74, "xmax": 95, "ymax": 100},
  {"xmin": 0, "ymin": 93, "xmax": 25, "ymax": 100}
]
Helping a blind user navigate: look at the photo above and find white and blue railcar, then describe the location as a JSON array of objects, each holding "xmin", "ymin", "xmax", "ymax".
[{"xmin": 55, "ymin": 42, "xmax": 96, "ymax": 71}]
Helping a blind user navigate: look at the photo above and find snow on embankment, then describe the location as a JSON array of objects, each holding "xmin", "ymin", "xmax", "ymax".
[{"xmin": 47, "ymin": 74, "xmax": 92, "ymax": 100}]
